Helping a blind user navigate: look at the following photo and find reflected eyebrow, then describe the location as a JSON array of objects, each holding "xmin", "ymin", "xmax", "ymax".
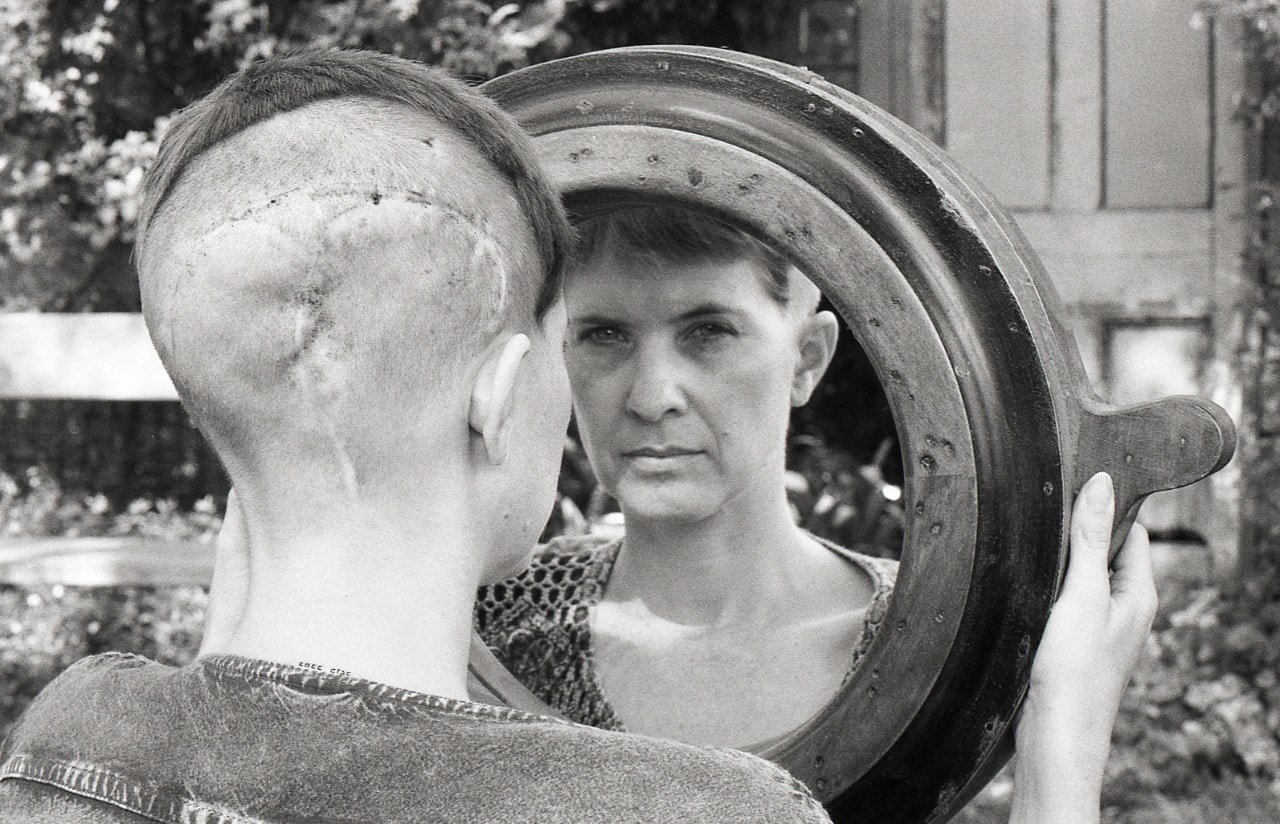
[
  {"xmin": 568, "ymin": 303, "xmax": 745, "ymax": 328},
  {"xmin": 568, "ymin": 312, "xmax": 627, "ymax": 328},
  {"xmin": 678, "ymin": 302, "xmax": 745, "ymax": 321}
]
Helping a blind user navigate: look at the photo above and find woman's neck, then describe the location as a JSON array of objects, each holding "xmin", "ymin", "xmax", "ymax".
[{"xmin": 606, "ymin": 485, "xmax": 818, "ymax": 627}]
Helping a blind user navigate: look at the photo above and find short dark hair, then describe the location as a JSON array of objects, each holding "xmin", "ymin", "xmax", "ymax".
[
  {"xmin": 138, "ymin": 49, "xmax": 571, "ymax": 317},
  {"xmin": 573, "ymin": 206, "xmax": 794, "ymax": 305}
]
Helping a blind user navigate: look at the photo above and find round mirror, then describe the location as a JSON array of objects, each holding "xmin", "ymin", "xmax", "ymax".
[{"xmin": 471, "ymin": 46, "xmax": 1235, "ymax": 823}]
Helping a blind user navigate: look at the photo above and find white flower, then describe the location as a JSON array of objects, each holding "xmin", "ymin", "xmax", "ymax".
[{"xmin": 22, "ymin": 77, "xmax": 62, "ymax": 113}]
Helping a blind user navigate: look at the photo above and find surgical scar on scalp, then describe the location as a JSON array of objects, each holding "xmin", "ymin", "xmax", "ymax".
[
  {"xmin": 200, "ymin": 185, "xmax": 508, "ymax": 369},
  {"xmin": 172, "ymin": 186, "xmax": 511, "ymax": 498}
]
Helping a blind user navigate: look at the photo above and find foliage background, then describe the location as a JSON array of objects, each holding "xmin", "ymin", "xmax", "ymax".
[
  {"xmin": 0, "ymin": 0, "xmax": 808, "ymax": 313},
  {"xmin": 1, "ymin": 0, "xmax": 1279, "ymax": 821}
]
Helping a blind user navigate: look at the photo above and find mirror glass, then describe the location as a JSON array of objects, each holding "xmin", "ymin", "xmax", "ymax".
[{"xmin": 475, "ymin": 204, "xmax": 903, "ymax": 752}]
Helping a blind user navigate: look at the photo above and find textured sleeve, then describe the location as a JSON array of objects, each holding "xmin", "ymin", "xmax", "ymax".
[
  {"xmin": 0, "ymin": 778, "xmax": 153, "ymax": 824},
  {"xmin": 710, "ymin": 747, "xmax": 835, "ymax": 823}
]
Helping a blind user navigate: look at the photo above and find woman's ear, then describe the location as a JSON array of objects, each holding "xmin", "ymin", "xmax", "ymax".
[
  {"xmin": 791, "ymin": 310, "xmax": 839, "ymax": 407},
  {"xmin": 468, "ymin": 334, "xmax": 532, "ymax": 464}
]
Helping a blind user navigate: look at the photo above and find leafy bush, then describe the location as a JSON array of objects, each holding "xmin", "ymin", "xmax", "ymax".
[
  {"xmin": 0, "ymin": 0, "xmax": 576, "ymax": 311},
  {"xmin": 0, "ymin": 466, "xmax": 216, "ymax": 736},
  {"xmin": 1105, "ymin": 574, "xmax": 1280, "ymax": 811},
  {"xmin": 0, "ymin": 583, "xmax": 207, "ymax": 738},
  {"xmin": 956, "ymin": 574, "xmax": 1280, "ymax": 822},
  {"xmin": 0, "ymin": 465, "xmax": 222, "ymax": 541}
]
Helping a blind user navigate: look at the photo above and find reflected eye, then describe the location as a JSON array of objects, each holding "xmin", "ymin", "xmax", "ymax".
[
  {"xmin": 686, "ymin": 322, "xmax": 736, "ymax": 343},
  {"xmin": 579, "ymin": 326, "xmax": 628, "ymax": 346}
]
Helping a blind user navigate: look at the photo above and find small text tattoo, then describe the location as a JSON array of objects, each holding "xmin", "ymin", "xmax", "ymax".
[{"xmin": 299, "ymin": 661, "xmax": 351, "ymax": 677}]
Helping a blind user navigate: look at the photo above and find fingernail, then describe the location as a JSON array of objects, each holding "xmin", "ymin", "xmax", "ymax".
[{"xmin": 1085, "ymin": 472, "xmax": 1113, "ymax": 511}]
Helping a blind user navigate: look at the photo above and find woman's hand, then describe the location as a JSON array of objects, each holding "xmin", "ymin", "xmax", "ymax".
[{"xmin": 1009, "ymin": 471, "xmax": 1158, "ymax": 824}]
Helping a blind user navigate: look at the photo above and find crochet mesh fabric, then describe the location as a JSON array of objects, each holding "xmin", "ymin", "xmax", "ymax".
[
  {"xmin": 475, "ymin": 535, "xmax": 626, "ymax": 730},
  {"xmin": 475, "ymin": 533, "xmax": 899, "ymax": 731}
]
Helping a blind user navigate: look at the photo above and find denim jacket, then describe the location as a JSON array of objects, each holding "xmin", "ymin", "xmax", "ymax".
[{"xmin": 0, "ymin": 652, "xmax": 830, "ymax": 823}]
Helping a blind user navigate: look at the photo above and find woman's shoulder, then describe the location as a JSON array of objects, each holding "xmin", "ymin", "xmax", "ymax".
[
  {"xmin": 809, "ymin": 537, "xmax": 900, "ymax": 680},
  {"xmin": 809, "ymin": 535, "xmax": 899, "ymax": 596}
]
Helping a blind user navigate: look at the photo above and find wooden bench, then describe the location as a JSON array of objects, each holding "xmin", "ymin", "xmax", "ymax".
[{"xmin": 0, "ymin": 312, "xmax": 214, "ymax": 588}]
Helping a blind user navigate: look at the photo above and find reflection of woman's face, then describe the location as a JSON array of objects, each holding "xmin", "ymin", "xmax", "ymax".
[{"xmin": 564, "ymin": 251, "xmax": 805, "ymax": 524}]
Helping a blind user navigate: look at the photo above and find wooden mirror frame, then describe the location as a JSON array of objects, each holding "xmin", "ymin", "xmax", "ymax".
[{"xmin": 469, "ymin": 46, "xmax": 1236, "ymax": 824}]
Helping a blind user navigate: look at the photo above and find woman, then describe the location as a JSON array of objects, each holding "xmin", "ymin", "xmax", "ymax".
[{"xmin": 476, "ymin": 206, "xmax": 897, "ymax": 749}]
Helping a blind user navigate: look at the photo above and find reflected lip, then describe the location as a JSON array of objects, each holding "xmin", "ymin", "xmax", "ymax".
[{"xmin": 621, "ymin": 446, "xmax": 702, "ymax": 459}]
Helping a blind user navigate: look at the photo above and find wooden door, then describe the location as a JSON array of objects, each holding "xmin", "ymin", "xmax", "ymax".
[
  {"xmin": 950, "ymin": 0, "xmax": 1245, "ymax": 569},
  {"xmin": 782, "ymin": 0, "xmax": 1246, "ymax": 569}
]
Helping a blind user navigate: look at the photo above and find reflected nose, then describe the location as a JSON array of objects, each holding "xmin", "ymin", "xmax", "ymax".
[{"xmin": 624, "ymin": 345, "xmax": 686, "ymax": 422}]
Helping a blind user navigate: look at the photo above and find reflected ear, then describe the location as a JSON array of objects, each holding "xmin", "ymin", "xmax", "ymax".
[
  {"xmin": 791, "ymin": 310, "xmax": 839, "ymax": 407},
  {"xmin": 469, "ymin": 334, "xmax": 532, "ymax": 465}
]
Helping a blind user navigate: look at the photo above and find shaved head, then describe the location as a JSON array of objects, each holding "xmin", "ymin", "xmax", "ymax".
[{"xmin": 136, "ymin": 54, "xmax": 569, "ymax": 500}]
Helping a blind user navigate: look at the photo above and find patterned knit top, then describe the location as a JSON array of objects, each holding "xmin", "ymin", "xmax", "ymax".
[{"xmin": 474, "ymin": 533, "xmax": 899, "ymax": 732}]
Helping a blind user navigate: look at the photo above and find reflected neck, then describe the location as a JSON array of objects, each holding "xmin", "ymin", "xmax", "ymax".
[{"xmin": 608, "ymin": 486, "xmax": 816, "ymax": 626}]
